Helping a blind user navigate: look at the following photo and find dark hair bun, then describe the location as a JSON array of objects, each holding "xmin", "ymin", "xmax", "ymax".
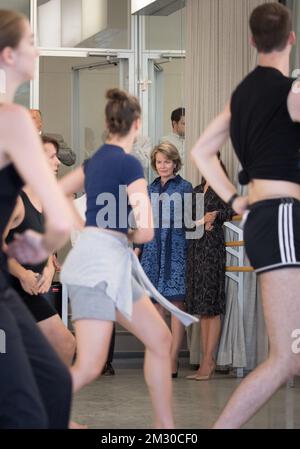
[
  {"xmin": 105, "ymin": 88, "xmax": 141, "ymax": 137},
  {"xmin": 106, "ymin": 88, "xmax": 128, "ymax": 102}
]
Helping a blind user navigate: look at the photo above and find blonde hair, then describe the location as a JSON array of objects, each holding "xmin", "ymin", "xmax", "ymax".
[{"xmin": 151, "ymin": 142, "xmax": 182, "ymax": 174}]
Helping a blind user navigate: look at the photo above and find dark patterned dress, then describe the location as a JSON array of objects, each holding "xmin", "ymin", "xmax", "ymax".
[{"xmin": 185, "ymin": 183, "xmax": 233, "ymax": 317}]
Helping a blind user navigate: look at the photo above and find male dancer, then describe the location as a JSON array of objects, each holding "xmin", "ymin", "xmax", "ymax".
[{"xmin": 192, "ymin": 2, "xmax": 300, "ymax": 428}]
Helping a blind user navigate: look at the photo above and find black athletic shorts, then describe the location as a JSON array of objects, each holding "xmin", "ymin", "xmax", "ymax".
[
  {"xmin": 10, "ymin": 282, "xmax": 57, "ymax": 323},
  {"xmin": 19, "ymin": 291, "xmax": 57, "ymax": 323},
  {"xmin": 243, "ymin": 197, "xmax": 300, "ymax": 274}
]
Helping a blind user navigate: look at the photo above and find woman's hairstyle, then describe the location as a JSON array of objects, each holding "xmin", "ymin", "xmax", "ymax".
[
  {"xmin": 0, "ymin": 10, "xmax": 26, "ymax": 52},
  {"xmin": 151, "ymin": 142, "xmax": 182, "ymax": 174},
  {"xmin": 41, "ymin": 134, "xmax": 60, "ymax": 154},
  {"xmin": 105, "ymin": 88, "xmax": 141, "ymax": 137}
]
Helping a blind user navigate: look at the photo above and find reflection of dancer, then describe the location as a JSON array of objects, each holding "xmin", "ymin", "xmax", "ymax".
[
  {"xmin": 60, "ymin": 88, "xmax": 197, "ymax": 429},
  {"xmin": 0, "ymin": 10, "xmax": 74, "ymax": 428},
  {"xmin": 192, "ymin": 3, "xmax": 300, "ymax": 428}
]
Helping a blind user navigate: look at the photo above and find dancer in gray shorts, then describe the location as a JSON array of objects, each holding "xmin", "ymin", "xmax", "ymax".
[{"xmin": 60, "ymin": 88, "xmax": 197, "ymax": 429}]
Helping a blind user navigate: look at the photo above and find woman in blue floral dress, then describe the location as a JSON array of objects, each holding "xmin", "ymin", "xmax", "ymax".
[{"xmin": 138, "ymin": 142, "xmax": 193, "ymax": 377}]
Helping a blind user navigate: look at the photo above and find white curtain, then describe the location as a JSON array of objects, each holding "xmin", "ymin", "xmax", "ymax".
[
  {"xmin": 185, "ymin": 0, "xmax": 274, "ymax": 370},
  {"xmin": 286, "ymin": 0, "xmax": 300, "ymax": 72}
]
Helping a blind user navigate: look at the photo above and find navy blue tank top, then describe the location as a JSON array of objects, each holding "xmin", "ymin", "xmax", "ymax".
[
  {"xmin": 230, "ymin": 66, "xmax": 300, "ymax": 185},
  {"xmin": 84, "ymin": 144, "xmax": 145, "ymax": 235}
]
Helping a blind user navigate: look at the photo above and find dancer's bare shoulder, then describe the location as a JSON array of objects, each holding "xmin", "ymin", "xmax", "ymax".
[
  {"xmin": 0, "ymin": 103, "xmax": 28, "ymax": 122},
  {"xmin": 0, "ymin": 104, "xmax": 36, "ymax": 160}
]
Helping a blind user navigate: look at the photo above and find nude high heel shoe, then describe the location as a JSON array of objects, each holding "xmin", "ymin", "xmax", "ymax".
[{"xmin": 195, "ymin": 362, "xmax": 216, "ymax": 381}]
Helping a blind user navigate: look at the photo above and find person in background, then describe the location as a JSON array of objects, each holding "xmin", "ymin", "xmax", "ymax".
[
  {"xmin": 161, "ymin": 108, "xmax": 185, "ymax": 176},
  {"xmin": 186, "ymin": 159, "xmax": 233, "ymax": 381},
  {"xmin": 137, "ymin": 142, "xmax": 193, "ymax": 378},
  {"xmin": 6, "ymin": 135, "xmax": 76, "ymax": 366},
  {"xmin": 29, "ymin": 108, "xmax": 76, "ymax": 167},
  {"xmin": 6, "ymin": 135, "xmax": 86, "ymax": 428}
]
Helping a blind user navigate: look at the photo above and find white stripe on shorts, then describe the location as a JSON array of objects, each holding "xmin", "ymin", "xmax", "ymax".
[
  {"xmin": 288, "ymin": 203, "xmax": 296, "ymax": 263},
  {"xmin": 278, "ymin": 204, "xmax": 287, "ymax": 263},
  {"xmin": 283, "ymin": 203, "xmax": 292, "ymax": 263},
  {"xmin": 278, "ymin": 203, "xmax": 296, "ymax": 264}
]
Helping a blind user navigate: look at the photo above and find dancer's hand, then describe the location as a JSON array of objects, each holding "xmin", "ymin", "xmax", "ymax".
[
  {"xmin": 204, "ymin": 211, "xmax": 218, "ymax": 224},
  {"xmin": 38, "ymin": 265, "xmax": 55, "ymax": 294},
  {"xmin": 6, "ymin": 230, "xmax": 49, "ymax": 265},
  {"xmin": 232, "ymin": 196, "xmax": 249, "ymax": 215},
  {"xmin": 52, "ymin": 254, "xmax": 61, "ymax": 272},
  {"xmin": 20, "ymin": 270, "xmax": 40, "ymax": 295},
  {"xmin": 205, "ymin": 222, "xmax": 214, "ymax": 232}
]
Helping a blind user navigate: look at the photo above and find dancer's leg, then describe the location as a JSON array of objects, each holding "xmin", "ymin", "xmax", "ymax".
[
  {"xmin": 71, "ymin": 320, "xmax": 113, "ymax": 392},
  {"xmin": 116, "ymin": 295, "xmax": 174, "ymax": 429},
  {"xmin": 0, "ymin": 298, "xmax": 48, "ymax": 428},
  {"xmin": 170, "ymin": 301, "xmax": 186, "ymax": 374},
  {"xmin": 38, "ymin": 314, "xmax": 76, "ymax": 366},
  {"xmin": 155, "ymin": 303, "xmax": 165, "ymax": 319},
  {"xmin": 213, "ymin": 269, "xmax": 300, "ymax": 428},
  {"xmin": 5, "ymin": 288, "xmax": 72, "ymax": 429}
]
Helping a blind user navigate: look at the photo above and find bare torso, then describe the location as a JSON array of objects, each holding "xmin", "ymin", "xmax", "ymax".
[{"xmin": 248, "ymin": 179, "xmax": 300, "ymax": 204}]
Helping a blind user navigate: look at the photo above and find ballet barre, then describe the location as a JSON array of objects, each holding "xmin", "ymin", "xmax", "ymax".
[{"xmin": 224, "ymin": 217, "xmax": 254, "ymax": 378}]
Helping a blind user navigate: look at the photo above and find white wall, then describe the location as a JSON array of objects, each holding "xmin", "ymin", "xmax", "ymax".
[
  {"xmin": 82, "ymin": 0, "xmax": 108, "ymax": 41},
  {"xmin": 145, "ymin": 7, "xmax": 186, "ymax": 50},
  {"xmin": 38, "ymin": 0, "xmax": 61, "ymax": 47},
  {"xmin": 131, "ymin": 0, "xmax": 156, "ymax": 14},
  {"xmin": 38, "ymin": 0, "xmax": 109, "ymax": 47},
  {"xmin": 61, "ymin": 0, "xmax": 82, "ymax": 47}
]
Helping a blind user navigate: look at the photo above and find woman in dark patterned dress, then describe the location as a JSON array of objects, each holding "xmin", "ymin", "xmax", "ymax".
[{"xmin": 186, "ymin": 164, "xmax": 233, "ymax": 381}]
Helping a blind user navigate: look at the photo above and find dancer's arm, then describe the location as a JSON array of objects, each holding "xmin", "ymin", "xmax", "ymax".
[
  {"xmin": 59, "ymin": 167, "xmax": 86, "ymax": 231},
  {"xmin": 128, "ymin": 179, "xmax": 154, "ymax": 244},
  {"xmin": 1, "ymin": 105, "xmax": 73, "ymax": 253},
  {"xmin": 191, "ymin": 103, "xmax": 247, "ymax": 214},
  {"xmin": 59, "ymin": 166, "xmax": 85, "ymax": 197},
  {"xmin": 287, "ymin": 83, "xmax": 300, "ymax": 122}
]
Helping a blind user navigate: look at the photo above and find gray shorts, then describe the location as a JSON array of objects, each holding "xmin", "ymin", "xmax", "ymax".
[{"xmin": 68, "ymin": 276, "xmax": 145, "ymax": 322}]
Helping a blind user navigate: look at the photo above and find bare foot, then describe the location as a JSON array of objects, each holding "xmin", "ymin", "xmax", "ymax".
[{"xmin": 69, "ymin": 420, "xmax": 88, "ymax": 429}]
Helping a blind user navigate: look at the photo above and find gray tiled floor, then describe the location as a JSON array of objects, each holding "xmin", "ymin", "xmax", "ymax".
[{"xmin": 71, "ymin": 368, "xmax": 300, "ymax": 429}]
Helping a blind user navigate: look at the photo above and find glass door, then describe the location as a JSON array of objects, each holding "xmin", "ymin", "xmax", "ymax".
[{"xmin": 39, "ymin": 55, "xmax": 129, "ymax": 176}]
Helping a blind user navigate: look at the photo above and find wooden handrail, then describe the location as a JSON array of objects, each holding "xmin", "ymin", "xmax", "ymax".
[
  {"xmin": 231, "ymin": 215, "xmax": 242, "ymax": 222},
  {"xmin": 226, "ymin": 241, "xmax": 245, "ymax": 247},
  {"xmin": 226, "ymin": 266, "xmax": 254, "ymax": 273}
]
